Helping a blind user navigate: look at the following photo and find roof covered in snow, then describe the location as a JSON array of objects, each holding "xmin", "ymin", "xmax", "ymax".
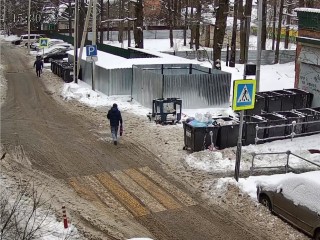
[
  {"xmin": 68, "ymin": 47, "xmax": 198, "ymax": 69},
  {"xmin": 294, "ymin": 8, "xmax": 320, "ymax": 13}
]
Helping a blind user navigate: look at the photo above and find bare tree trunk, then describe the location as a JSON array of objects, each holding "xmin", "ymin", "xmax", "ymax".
[
  {"xmin": 299, "ymin": 0, "xmax": 304, "ymax": 7},
  {"xmin": 133, "ymin": 0, "xmax": 143, "ymax": 48},
  {"xmin": 118, "ymin": 0, "xmax": 124, "ymax": 43},
  {"xmin": 284, "ymin": 0, "xmax": 292, "ymax": 49},
  {"xmin": 107, "ymin": 0, "xmax": 110, "ymax": 40},
  {"xmin": 99, "ymin": 0, "xmax": 103, "ymax": 44},
  {"xmin": 230, "ymin": 0, "xmax": 238, "ymax": 67},
  {"xmin": 183, "ymin": 0, "xmax": 188, "ymax": 46},
  {"xmin": 261, "ymin": 0, "xmax": 267, "ymax": 50},
  {"xmin": 272, "ymin": 0, "xmax": 276, "ymax": 50},
  {"xmin": 240, "ymin": 0, "xmax": 252, "ymax": 63},
  {"xmin": 78, "ymin": 0, "xmax": 85, "ymax": 47},
  {"xmin": 68, "ymin": 0, "xmax": 72, "ymax": 36},
  {"xmin": 195, "ymin": 0, "xmax": 201, "ymax": 50},
  {"xmin": 168, "ymin": 0, "xmax": 174, "ymax": 48},
  {"xmin": 190, "ymin": 0, "xmax": 194, "ymax": 49},
  {"xmin": 306, "ymin": 0, "xmax": 314, "ymax": 7},
  {"xmin": 128, "ymin": 1, "xmax": 131, "ymax": 47},
  {"xmin": 274, "ymin": 0, "xmax": 284, "ymax": 63},
  {"xmin": 213, "ymin": 0, "xmax": 229, "ymax": 69},
  {"xmin": 205, "ymin": 25, "xmax": 210, "ymax": 47},
  {"xmin": 239, "ymin": 0, "xmax": 245, "ymax": 63}
]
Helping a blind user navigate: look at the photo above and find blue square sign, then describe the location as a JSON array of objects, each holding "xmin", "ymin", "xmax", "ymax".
[
  {"xmin": 86, "ymin": 45, "xmax": 97, "ymax": 57},
  {"xmin": 232, "ymin": 79, "xmax": 256, "ymax": 111}
]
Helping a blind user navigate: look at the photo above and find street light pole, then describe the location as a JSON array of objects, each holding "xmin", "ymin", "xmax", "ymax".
[
  {"xmin": 256, "ymin": 0, "xmax": 263, "ymax": 92},
  {"xmin": 27, "ymin": 0, "xmax": 31, "ymax": 54},
  {"xmin": 73, "ymin": 0, "xmax": 78, "ymax": 83},
  {"xmin": 92, "ymin": 0, "xmax": 97, "ymax": 91}
]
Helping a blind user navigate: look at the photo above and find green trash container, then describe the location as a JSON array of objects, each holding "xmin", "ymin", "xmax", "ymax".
[
  {"xmin": 273, "ymin": 90, "xmax": 295, "ymax": 111},
  {"xmin": 259, "ymin": 91, "xmax": 282, "ymax": 112},
  {"xmin": 244, "ymin": 94, "xmax": 266, "ymax": 115},
  {"xmin": 183, "ymin": 121, "xmax": 220, "ymax": 152},
  {"xmin": 258, "ymin": 113, "xmax": 287, "ymax": 140},
  {"xmin": 275, "ymin": 111, "xmax": 305, "ymax": 135},
  {"xmin": 283, "ymin": 89, "xmax": 313, "ymax": 109},
  {"xmin": 242, "ymin": 115, "xmax": 267, "ymax": 145},
  {"xmin": 294, "ymin": 108, "xmax": 320, "ymax": 133},
  {"xmin": 215, "ymin": 117, "xmax": 239, "ymax": 149}
]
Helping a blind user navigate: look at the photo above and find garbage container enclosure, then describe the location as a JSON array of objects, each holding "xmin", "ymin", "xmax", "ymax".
[
  {"xmin": 183, "ymin": 122, "xmax": 220, "ymax": 152},
  {"xmin": 242, "ymin": 115, "xmax": 267, "ymax": 145},
  {"xmin": 259, "ymin": 91, "xmax": 282, "ymax": 112},
  {"xmin": 283, "ymin": 88, "xmax": 313, "ymax": 109},
  {"xmin": 258, "ymin": 113, "xmax": 287, "ymax": 140},
  {"xmin": 275, "ymin": 111, "xmax": 305, "ymax": 135},
  {"xmin": 294, "ymin": 108, "xmax": 320, "ymax": 133},
  {"xmin": 273, "ymin": 90, "xmax": 295, "ymax": 111}
]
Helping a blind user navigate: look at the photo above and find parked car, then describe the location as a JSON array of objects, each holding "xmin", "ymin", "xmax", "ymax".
[
  {"xmin": 257, "ymin": 172, "xmax": 320, "ymax": 240},
  {"xmin": 43, "ymin": 48, "xmax": 69, "ymax": 63},
  {"xmin": 40, "ymin": 45, "xmax": 67, "ymax": 55},
  {"xmin": 11, "ymin": 34, "xmax": 43, "ymax": 45}
]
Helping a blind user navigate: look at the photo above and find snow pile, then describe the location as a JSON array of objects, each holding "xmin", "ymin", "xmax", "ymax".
[
  {"xmin": 1, "ymin": 35, "xmax": 19, "ymax": 41},
  {"xmin": 0, "ymin": 172, "xmax": 81, "ymax": 240}
]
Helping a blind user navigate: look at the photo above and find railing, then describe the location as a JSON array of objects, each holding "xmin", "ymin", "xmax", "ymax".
[
  {"xmin": 250, "ymin": 150, "xmax": 320, "ymax": 175},
  {"xmin": 255, "ymin": 119, "xmax": 320, "ymax": 143}
]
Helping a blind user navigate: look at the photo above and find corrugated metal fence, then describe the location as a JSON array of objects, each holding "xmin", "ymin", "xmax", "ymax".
[
  {"xmin": 72, "ymin": 58, "xmax": 232, "ymax": 109},
  {"xmin": 75, "ymin": 57, "xmax": 132, "ymax": 95},
  {"xmin": 132, "ymin": 64, "xmax": 231, "ymax": 109}
]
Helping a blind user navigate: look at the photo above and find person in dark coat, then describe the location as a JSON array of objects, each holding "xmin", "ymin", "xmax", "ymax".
[
  {"xmin": 33, "ymin": 56, "xmax": 43, "ymax": 77},
  {"xmin": 107, "ymin": 103, "xmax": 123, "ymax": 145}
]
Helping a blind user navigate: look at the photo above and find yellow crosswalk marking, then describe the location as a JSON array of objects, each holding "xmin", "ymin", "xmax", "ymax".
[
  {"xmin": 139, "ymin": 166, "xmax": 198, "ymax": 206},
  {"xmin": 96, "ymin": 172, "xmax": 149, "ymax": 217},
  {"xmin": 111, "ymin": 170, "xmax": 166, "ymax": 213},
  {"xmin": 125, "ymin": 169, "xmax": 181, "ymax": 210}
]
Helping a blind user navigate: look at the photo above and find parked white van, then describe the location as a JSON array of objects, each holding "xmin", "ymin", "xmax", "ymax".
[{"xmin": 11, "ymin": 34, "xmax": 43, "ymax": 45}]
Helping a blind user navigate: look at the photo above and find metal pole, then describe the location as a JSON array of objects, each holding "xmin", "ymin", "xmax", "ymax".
[
  {"xmin": 3, "ymin": 0, "xmax": 6, "ymax": 35},
  {"xmin": 28, "ymin": 0, "xmax": 31, "ymax": 54},
  {"xmin": 73, "ymin": 0, "xmax": 78, "ymax": 83},
  {"xmin": 77, "ymin": 0, "xmax": 93, "ymax": 81},
  {"xmin": 234, "ymin": 16, "xmax": 251, "ymax": 182},
  {"xmin": 92, "ymin": 0, "xmax": 97, "ymax": 91},
  {"xmin": 256, "ymin": 0, "xmax": 263, "ymax": 92}
]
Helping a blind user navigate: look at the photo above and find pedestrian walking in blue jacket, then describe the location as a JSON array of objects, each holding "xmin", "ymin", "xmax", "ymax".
[
  {"xmin": 34, "ymin": 56, "xmax": 43, "ymax": 77},
  {"xmin": 107, "ymin": 103, "xmax": 123, "ymax": 145}
]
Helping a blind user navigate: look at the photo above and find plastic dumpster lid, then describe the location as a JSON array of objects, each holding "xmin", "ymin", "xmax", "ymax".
[{"xmin": 272, "ymin": 112, "xmax": 288, "ymax": 119}]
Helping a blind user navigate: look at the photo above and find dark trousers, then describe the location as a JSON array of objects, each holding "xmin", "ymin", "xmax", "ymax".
[{"xmin": 36, "ymin": 69, "xmax": 41, "ymax": 77}]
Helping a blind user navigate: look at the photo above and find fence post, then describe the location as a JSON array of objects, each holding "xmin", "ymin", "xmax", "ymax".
[
  {"xmin": 250, "ymin": 152, "xmax": 256, "ymax": 175},
  {"xmin": 285, "ymin": 150, "xmax": 291, "ymax": 173},
  {"xmin": 255, "ymin": 124, "xmax": 259, "ymax": 145},
  {"xmin": 291, "ymin": 121, "xmax": 296, "ymax": 141}
]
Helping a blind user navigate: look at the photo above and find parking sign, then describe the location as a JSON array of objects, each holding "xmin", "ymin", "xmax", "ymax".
[{"xmin": 86, "ymin": 45, "xmax": 98, "ymax": 62}]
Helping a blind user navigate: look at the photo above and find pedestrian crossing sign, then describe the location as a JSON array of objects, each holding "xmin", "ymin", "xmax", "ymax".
[
  {"xmin": 39, "ymin": 38, "xmax": 49, "ymax": 48},
  {"xmin": 232, "ymin": 79, "xmax": 256, "ymax": 111}
]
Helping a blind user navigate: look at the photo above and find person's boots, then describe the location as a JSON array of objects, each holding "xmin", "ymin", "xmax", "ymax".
[{"xmin": 114, "ymin": 141, "xmax": 117, "ymax": 145}]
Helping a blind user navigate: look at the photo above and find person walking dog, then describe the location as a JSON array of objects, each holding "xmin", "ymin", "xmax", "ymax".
[
  {"xmin": 34, "ymin": 55, "xmax": 43, "ymax": 77},
  {"xmin": 107, "ymin": 103, "xmax": 123, "ymax": 145}
]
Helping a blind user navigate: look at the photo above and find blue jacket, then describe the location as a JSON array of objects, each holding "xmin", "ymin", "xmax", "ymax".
[
  {"xmin": 107, "ymin": 107, "xmax": 122, "ymax": 127},
  {"xmin": 34, "ymin": 59, "xmax": 43, "ymax": 70}
]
